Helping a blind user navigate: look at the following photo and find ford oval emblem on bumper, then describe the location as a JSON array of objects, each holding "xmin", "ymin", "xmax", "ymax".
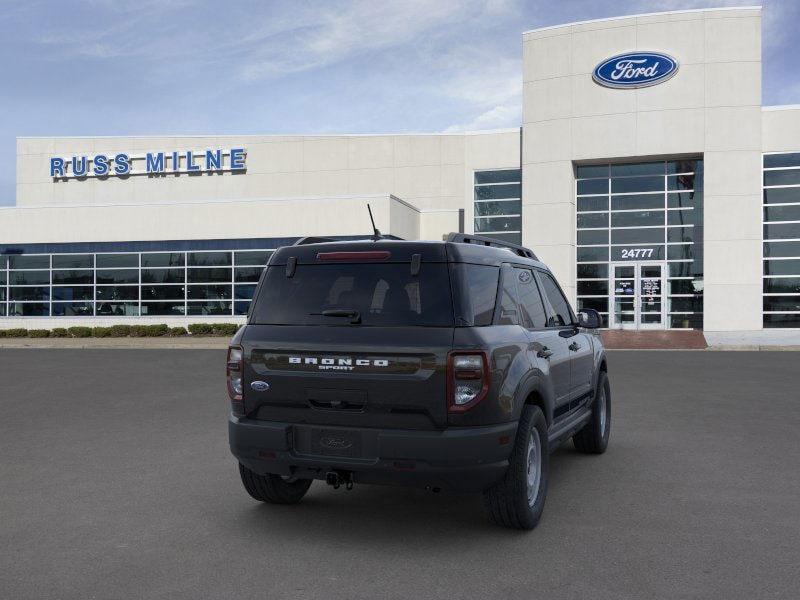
[{"xmin": 250, "ymin": 380, "xmax": 270, "ymax": 392}]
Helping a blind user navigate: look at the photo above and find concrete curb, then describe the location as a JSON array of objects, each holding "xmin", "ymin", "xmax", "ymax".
[{"xmin": 0, "ymin": 338, "xmax": 230, "ymax": 349}]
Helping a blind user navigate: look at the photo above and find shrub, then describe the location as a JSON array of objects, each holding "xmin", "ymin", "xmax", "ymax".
[
  {"xmin": 129, "ymin": 325, "xmax": 148, "ymax": 338},
  {"xmin": 68, "ymin": 326, "xmax": 92, "ymax": 338},
  {"xmin": 51, "ymin": 328, "xmax": 69, "ymax": 338},
  {"xmin": 212, "ymin": 323, "xmax": 239, "ymax": 336},
  {"xmin": 168, "ymin": 326, "xmax": 188, "ymax": 337},
  {"xmin": 91, "ymin": 327, "xmax": 112, "ymax": 338},
  {"xmin": 188, "ymin": 323, "xmax": 213, "ymax": 336},
  {"xmin": 4, "ymin": 328, "xmax": 29, "ymax": 338},
  {"xmin": 108, "ymin": 324, "xmax": 132, "ymax": 337},
  {"xmin": 145, "ymin": 324, "xmax": 169, "ymax": 337},
  {"xmin": 28, "ymin": 329, "xmax": 51, "ymax": 338}
]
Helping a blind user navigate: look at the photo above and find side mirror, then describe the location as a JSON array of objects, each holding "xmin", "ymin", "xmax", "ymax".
[{"xmin": 577, "ymin": 308, "xmax": 602, "ymax": 329}]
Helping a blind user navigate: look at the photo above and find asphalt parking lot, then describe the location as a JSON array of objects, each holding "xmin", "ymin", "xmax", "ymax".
[{"xmin": 1, "ymin": 349, "xmax": 799, "ymax": 600}]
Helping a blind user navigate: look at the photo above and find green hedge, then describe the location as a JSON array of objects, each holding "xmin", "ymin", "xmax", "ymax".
[{"xmin": 0, "ymin": 323, "xmax": 240, "ymax": 338}]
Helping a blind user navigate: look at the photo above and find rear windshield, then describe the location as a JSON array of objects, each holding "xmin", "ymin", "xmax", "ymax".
[{"xmin": 250, "ymin": 263, "xmax": 454, "ymax": 326}]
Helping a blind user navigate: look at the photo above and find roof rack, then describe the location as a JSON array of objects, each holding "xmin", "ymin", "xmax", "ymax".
[
  {"xmin": 444, "ymin": 232, "xmax": 538, "ymax": 260},
  {"xmin": 293, "ymin": 236, "xmax": 336, "ymax": 246}
]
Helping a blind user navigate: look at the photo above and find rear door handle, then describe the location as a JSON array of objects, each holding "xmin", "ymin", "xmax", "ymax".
[
  {"xmin": 569, "ymin": 342, "xmax": 581, "ymax": 352},
  {"xmin": 537, "ymin": 346, "xmax": 553, "ymax": 359}
]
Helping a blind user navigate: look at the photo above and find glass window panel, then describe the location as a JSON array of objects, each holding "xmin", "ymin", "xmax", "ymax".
[
  {"xmin": 9, "ymin": 255, "xmax": 48, "ymax": 269},
  {"xmin": 577, "ymin": 247, "xmax": 609, "ymax": 262},
  {"xmin": 667, "ymin": 209, "xmax": 696, "ymax": 226},
  {"xmin": 611, "ymin": 176, "xmax": 663, "ymax": 194},
  {"xmin": 96, "ymin": 286, "xmax": 139, "ymax": 301},
  {"xmin": 667, "ymin": 191, "xmax": 702, "ymax": 209},
  {"xmin": 577, "ymin": 196, "xmax": 609, "ymax": 212},
  {"xmin": 577, "ymin": 179, "xmax": 608, "ymax": 195},
  {"xmin": 480, "ymin": 232, "xmax": 522, "ymax": 245},
  {"xmin": 669, "ymin": 280, "xmax": 703, "ymax": 295},
  {"xmin": 0, "ymin": 271, "xmax": 5, "ymax": 285},
  {"xmin": 141, "ymin": 268, "xmax": 185, "ymax": 284},
  {"xmin": 611, "ymin": 194, "xmax": 664, "ymax": 210},
  {"xmin": 667, "ymin": 160, "xmax": 701, "ymax": 174},
  {"xmin": 667, "ymin": 174, "xmax": 696, "ymax": 191},
  {"xmin": 234, "ymin": 267, "xmax": 264, "ymax": 283},
  {"xmin": 187, "ymin": 267, "xmax": 232, "ymax": 283},
  {"xmin": 0, "ymin": 255, "xmax": 6, "ymax": 269},
  {"xmin": 141, "ymin": 302, "xmax": 185, "ymax": 316},
  {"xmin": 8, "ymin": 302, "xmax": 49, "ymax": 316},
  {"xmin": 764, "ymin": 278, "xmax": 800, "ymax": 294},
  {"xmin": 51, "ymin": 302, "xmax": 94, "ymax": 316},
  {"xmin": 669, "ymin": 297, "xmax": 703, "ymax": 312},
  {"xmin": 52, "ymin": 254, "xmax": 93, "ymax": 269},
  {"xmin": 764, "ymin": 153, "xmax": 800, "ymax": 168},
  {"xmin": 234, "ymin": 301, "xmax": 251, "ymax": 316},
  {"xmin": 96, "ymin": 269, "xmax": 138, "ymax": 284},
  {"xmin": 764, "ymin": 314, "xmax": 800, "ymax": 328},
  {"xmin": 764, "ymin": 223, "xmax": 800, "ymax": 240},
  {"xmin": 611, "ymin": 210, "xmax": 664, "ymax": 228},
  {"xmin": 234, "ymin": 251, "xmax": 272, "ymax": 266},
  {"xmin": 474, "ymin": 169, "xmax": 520, "ymax": 184},
  {"xmin": 611, "ymin": 162, "xmax": 664, "ymax": 176},
  {"xmin": 577, "ymin": 230, "xmax": 608, "ymax": 245},
  {"xmin": 96, "ymin": 302, "xmax": 139, "ymax": 316},
  {"xmin": 577, "ymin": 297, "xmax": 608, "ymax": 313},
  {"xmin": 668, "ymin": 227, "xmax": 694, "ymax": 243},
  {"xmin": 0, "ymin": 288, "xmax": 5, "ymax": 301},
  {"xmin": 188, "ymin": 251, "xmax": 232, "ymax": 267},
  {"xmin": 670, "ymin": 314, "xmax": 704, "ymax": 329},
  {"xmin": 538, "ymin": 271, "xmax": 574, "ymax": 327},
  {"xmin": 474, "ymin": 199, "xmax": 521, "ymax": 216},
  {"xmin": 97, "ymin": 254, "xmax": 138, "ymax": 268},
  {"xmin": 764, "ymin": 205, "xmax": 800, "ymax": 223},
  {"xmin": 763, "ymin": 241, "xmax": 800, "ymax": 258},
  {"xmin": 577, "ymin": 212, "xmax": 608, "ymax": 228},
  {"xmin": 764, "ymin": 170, "xmax": 800, "ymax": 187},
  {"xmin": 763, "ymin": 296, "xmax": 800, "ymax": 312},
  {"xmin": 141, "ymin": 253, "xmax": 185, "ymax": 267},
  {"xmin": 53, "ymin": 286, "xmax": 93, "ymax": 301},
  {"xmin": 234, "ymin": 284, "xmax": 258, "ymax": 300},
  {"xmin": 763, "ymin": 187, "xmax": 800, "ymax": 205},
  {"xmin": 668, "ymin": 262, "xmax": 696, "ymax": 277},
  {"xmin": 52, "ymin": 270, "xmax": 93, "ymax": 284},
  {"xmin": 667, "ymin": 245, "xmax": 694, "ymax": 261},
  {"xmin": 764, "ymin": 259, "xmax": 800, "ymax": 276},
  {"xmin": 141, "ymin": 285, "xmax": 185, "ymax": 300},
  {"xmin": 474, "ymin": 184, "xmax": 521, "ymax": 200},
  {"xmin": 187, "ymin": 284, "xmax": 232, "ymax": 300},
  {"xmin": 611, "ymin": 228, "xmax": 664, "ymax": 244},
  {"xmin": 187, "ymin": 301, "xmax": 232, "ymax": 316},
  {"xmin": 577, "ymin": 281, "xmax": 608, "ymax": 296},
  {"xmin": 0, "ymin": 304, "xmax": 5, "ymax": 316},
  {"xmin": 576, "ymin": 165, "xmax": 609, "ymax": 178},
  {"xmin": 10, "ymin": 270, "xmax": 50, "ymax": 285},
  {"xmin": 10, "ymin": 287, "xmax": 49, "ymax": 301},
  {"xmin": 474, "ymin": 216, "xmax": 521, "ymax": 233},
  {"xmin": 577, "ymin": 264, "xmax": 608, "ymax": 279}
]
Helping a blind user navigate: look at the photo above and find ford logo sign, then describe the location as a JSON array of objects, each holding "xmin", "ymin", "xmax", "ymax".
[
  {"xmin": 593, "ymin": 52, "xmax": 678, "ymax": 89},
  {"xmin": 250, "ymin": 380, "xmax": 270, "ymax": 392}
]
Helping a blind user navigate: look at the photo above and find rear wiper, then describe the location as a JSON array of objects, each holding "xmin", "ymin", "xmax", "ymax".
[{"xmin": 311, "ymin": 309, "xmax": 362, "ymax": 324}]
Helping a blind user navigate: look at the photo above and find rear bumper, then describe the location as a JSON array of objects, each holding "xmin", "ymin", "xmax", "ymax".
[{"xmin": 229, "ymin": 416, "xmax": 517, "ymax": 493}]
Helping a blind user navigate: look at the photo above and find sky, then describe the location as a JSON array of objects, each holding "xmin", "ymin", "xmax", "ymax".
[{"xmin": 1, "ymin": 0, "xmax": 798, "ymax": 206}]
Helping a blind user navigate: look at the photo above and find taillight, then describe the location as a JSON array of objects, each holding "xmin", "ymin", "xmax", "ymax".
[
  {"xmin": 447, "ymin": 351, "xmax": 490, "ymax": 413},
  {"xmin": 227, "ymin": 346, "xmax": 244, "ymax": 415}
]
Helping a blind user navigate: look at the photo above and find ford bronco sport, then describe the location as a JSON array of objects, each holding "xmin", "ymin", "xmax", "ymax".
[{"xmin": 228, "ymin": 233, "xmax": 610, "ymax": 529}]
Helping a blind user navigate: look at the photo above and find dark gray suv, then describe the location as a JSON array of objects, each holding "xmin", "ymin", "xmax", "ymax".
[{"xmin": 228, "ymin": 233, "xmax": 610, "ymax": 529}]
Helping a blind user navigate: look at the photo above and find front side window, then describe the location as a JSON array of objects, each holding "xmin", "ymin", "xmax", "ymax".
[
  {"xmin": 515, "ymin": 268, "xmax": 547, "ymax": 329},
  {"xmin": 538, "ymin": 271, "xmax": 574, "ymax": 327}
]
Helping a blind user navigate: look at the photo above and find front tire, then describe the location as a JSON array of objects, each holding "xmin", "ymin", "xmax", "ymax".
[
  {"xmin": 573, "ymin": 371, "xmax": 611, "ymax": 454},
  {"xmin": 238, "ymin": 463, "xmax": 312, "ymax": 504},
  {"xmin": 483, "ymin": 405, "xmax": 549, "ymax": 530}
]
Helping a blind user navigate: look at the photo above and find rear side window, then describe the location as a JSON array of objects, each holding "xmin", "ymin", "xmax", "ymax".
[
  {"xmin": 250, "ymin": 263, "xmax": 453, "ymax": 326},
  {"xmin": 538, "ymin": 271, "xmax": 574, "ymax": 327},
  {"xmin": 515, "ymin": 268, "xmax": 547, "ymax": 329},
  {"xmin": 451, "ymin": 264, "xmax": 499, "ymax": 326}
]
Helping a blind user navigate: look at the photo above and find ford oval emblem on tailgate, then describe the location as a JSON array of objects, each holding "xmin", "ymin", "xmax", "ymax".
[
  {"xmin": 319, "ymin": 436, "xmax": 353, "ymax": 450},
  {"xmin": 250, "ymin": 380, "xmax": 270, "ymax": 392}
]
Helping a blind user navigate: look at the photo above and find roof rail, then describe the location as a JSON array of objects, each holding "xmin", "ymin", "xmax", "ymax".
[
  {"xmin": 293, "ymin": 236, "xmax": 336, "ymax": 246},
  {"xmin": 444, "ymin": 232, "xmax": 538, "ymax": 260}
]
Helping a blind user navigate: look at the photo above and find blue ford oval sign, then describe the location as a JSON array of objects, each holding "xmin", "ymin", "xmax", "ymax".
[{"xmin": 593, "ymin": 52, "xmax": 678, "ymax": 89}]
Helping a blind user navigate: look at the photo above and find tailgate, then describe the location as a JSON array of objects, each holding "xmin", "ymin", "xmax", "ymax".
[{"xmin": 241, "ymin": 325, "xmax": 453, "ymax": 430}]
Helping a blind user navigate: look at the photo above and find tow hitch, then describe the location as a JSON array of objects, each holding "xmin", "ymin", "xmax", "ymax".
[{"xmin": 325, "ymin": 470, "xmax": 354, "ymax": 490}]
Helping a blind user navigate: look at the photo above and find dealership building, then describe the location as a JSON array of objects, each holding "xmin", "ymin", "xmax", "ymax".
[{"xmin": 2, "ymin": 6, "xmax": 799, "ymax": 339}]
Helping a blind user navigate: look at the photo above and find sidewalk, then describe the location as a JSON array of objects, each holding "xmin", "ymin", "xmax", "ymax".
[{"xmin": 0, "ymin": 337, "xmax": 230, "ymax": 349}]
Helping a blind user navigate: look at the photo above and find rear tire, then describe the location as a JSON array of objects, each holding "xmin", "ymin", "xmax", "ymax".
[
  {"xmin": 238, "ymin": 463, "xmax": 312, "ymax": 504},
  {"xmin": 573, "ymin": 371, "xmax": 611, "ymax": 454},
  {"xmin": 483, "ymin": 405, "xmax": 549, "ymax": 530}
]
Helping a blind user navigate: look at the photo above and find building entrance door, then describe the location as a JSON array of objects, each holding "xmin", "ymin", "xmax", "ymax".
[{"xmin": 609, "ymin": 262, "xmax": 667, "ymax": 330}]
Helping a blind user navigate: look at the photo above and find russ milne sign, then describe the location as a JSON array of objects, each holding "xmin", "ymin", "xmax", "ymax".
[
  {"xmin": 592, "ymin": 52, "xmax": 678, "ymax": 89},
  {"xmin": 49, "ymin": 148, "xmax": 246, "ymax": 179}
]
